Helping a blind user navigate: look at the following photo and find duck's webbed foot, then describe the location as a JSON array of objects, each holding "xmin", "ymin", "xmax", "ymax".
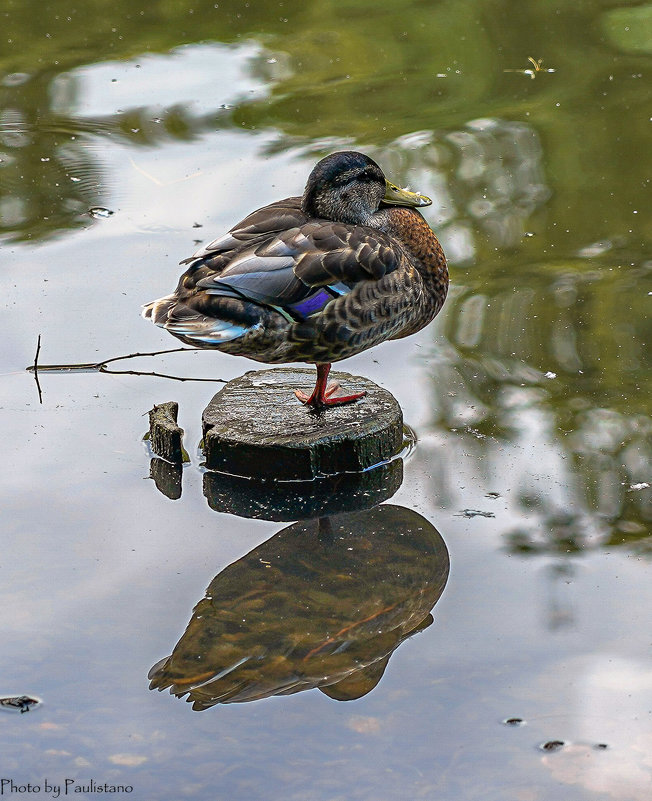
[{"xmin": 295, "ymin": 363, "xmax": 367, "ymax": 410}]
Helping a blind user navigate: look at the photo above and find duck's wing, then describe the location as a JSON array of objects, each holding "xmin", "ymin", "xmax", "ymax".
[
  {"xmin": 194, "ymin": 220, "xmax": 403, "ymax": 308},
  {"xmin": 180, "ymin": 198, "xmax": 308, "ymax": 264}
]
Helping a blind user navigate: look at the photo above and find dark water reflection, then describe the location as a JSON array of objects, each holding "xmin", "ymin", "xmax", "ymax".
[
  {"xmin": 202, "ymin": 458, "xmax": 404, "ymax": 520},
  {"xmin": 149, "ymin": 505, "xmax": 448, "ymax": 708}
]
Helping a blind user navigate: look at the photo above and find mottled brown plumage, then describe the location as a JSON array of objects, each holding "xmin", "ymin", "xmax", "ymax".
[{"xmin": 143, "ymin": 151, "xmax": 448, "ymax": 409}]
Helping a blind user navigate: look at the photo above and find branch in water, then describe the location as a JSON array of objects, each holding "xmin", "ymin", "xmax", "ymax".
[
  {"xmin": 26, "ymin": 344, "xmax": 228, "ymax": 385},
  {"xmin": 26, "ymin": 346, "xmax": 191, "ymax": 372},
  {"xmin": 99, "ymin": 365, "xmax": 225, "ymax": 383},
  {"xmin": 32, "ymin": 334, "xmax": 43, "ymax": 404}
]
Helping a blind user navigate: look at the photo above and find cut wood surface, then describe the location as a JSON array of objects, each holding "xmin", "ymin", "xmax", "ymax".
[{"xmin": 202, "ymin": 368, "xmax": 403, "ymax": 481}]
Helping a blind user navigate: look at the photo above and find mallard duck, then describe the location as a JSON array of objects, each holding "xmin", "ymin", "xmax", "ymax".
[{"xmin": 143, "ymin": 151, "xmax": 448, "ymax": 409}]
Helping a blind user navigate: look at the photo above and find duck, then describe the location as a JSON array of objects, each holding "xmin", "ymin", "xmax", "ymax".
[{"xmin": 143, "ymin": 151, "xmax": 448, "ymax": 410}]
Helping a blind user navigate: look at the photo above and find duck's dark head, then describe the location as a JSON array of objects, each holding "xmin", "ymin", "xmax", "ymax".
[{"xmin": 302, "ymin": 151, "xmax": 431, "ymax": 225}]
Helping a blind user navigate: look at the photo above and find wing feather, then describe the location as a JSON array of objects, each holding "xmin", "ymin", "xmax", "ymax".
[{"xmin": 180, "ymin": 198, "xmax": 306, "ymax": 264}]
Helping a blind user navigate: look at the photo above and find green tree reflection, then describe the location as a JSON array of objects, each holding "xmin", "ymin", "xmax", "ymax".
[{"xmin": 430, "ymin": 259, "xmax": 651, "ymax": 556}]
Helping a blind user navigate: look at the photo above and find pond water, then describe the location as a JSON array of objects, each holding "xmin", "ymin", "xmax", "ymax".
[{"xmin": 1, "ymin": 1, "xmax": 650, "ymax": 799}]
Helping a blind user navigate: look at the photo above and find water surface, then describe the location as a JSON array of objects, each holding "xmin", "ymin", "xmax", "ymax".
[{"xmin": 1, "ymin": 1, "xmax": 650, "ymax": 799}]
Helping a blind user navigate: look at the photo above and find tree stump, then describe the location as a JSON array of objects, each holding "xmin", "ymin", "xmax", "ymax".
[
  {"xmin": 147, "ymin": 401, "xmax": 188, "ymax": 465},
  {"xmin": 202, "ymin": 368, "xmax": 403, "ymax": 481}
]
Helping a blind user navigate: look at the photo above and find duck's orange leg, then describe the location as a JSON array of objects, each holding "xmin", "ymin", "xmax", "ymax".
[{"xmin": 295, "ymin": 363, "xmax": 366, "ymax": 410}]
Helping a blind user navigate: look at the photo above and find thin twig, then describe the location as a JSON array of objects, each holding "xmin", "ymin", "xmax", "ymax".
[
  {"xmin": 26, "ymin": 346, "xmax": 193, "ymax": 372},
  {"xmin": 29, "ymin": 362, "xmax": 105, "ymax": 373},
  {"xmin": 99, "ymin": 365, "xmax": 225, "ymax": 383},
  {"xmin": 33, "ymin": 334, "xmax": 43, "ymax": 404},
  {"xmin": 25, "ymin": 346, "xmax": 227, "ymax": 385},
  {"xmin": 96, "ymin": 347, "xmax": 193, "ymax": 368}
]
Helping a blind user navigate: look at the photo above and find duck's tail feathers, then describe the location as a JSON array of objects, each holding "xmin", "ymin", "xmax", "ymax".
[
  {"xmin": 142, "ymin": 295, "xmax": 249, "ymax": 344},
  {"xmin": 142, "ymin": 294, "xmax": 175, "ymax": 323}
]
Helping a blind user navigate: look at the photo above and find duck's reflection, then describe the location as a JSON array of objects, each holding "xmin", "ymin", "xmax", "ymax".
[{"xmin": 149, "ymin": 504, "xmax": 449, "ymax": 709}]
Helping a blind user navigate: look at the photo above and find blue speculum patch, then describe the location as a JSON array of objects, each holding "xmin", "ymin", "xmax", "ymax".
[{"xmin": 288, "ymin": 288, "xmax": 336, "ymax": 319}]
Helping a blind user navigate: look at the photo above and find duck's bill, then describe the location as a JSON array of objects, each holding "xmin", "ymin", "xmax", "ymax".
[{"xmin": 383, "ymin": 180, "xmax": 432, "ymax": 207}]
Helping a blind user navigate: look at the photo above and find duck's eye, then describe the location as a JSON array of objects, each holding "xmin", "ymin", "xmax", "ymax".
[
  {"xmin": 331, "ymin": 173, "xmax": 352, "ymax": 187},
  {"xmin": 350, "ymin": 170, "xmax": 376, "ymax": 185},
  {"xmin": 331, "ymin": 168, "xmax": 378, "ymax": 187}
]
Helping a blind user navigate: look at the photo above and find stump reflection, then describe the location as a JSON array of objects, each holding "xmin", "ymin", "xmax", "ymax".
[{"xmin": 149, "ymin": 504, "xmax": 449, "ymax": 709}]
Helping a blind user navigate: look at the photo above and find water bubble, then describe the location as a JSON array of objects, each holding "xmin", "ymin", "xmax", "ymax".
[{"xmin": 89, "ymin": 207, "xmax": 114, "ymax": 219}]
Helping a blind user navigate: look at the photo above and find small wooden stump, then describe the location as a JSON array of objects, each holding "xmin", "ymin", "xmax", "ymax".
[
  {"xmin": 202, "ymin": 368, "xmax": 403, "ymax": 481},
  {"xmin": 147, "ymin": 401, "xmax": 187, "ymax": 465}
]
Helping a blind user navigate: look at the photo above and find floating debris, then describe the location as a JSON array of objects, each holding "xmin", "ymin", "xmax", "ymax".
[
  {"xmin": 485, "ymin": 492, "xmax": 501, "ymax": 499},
  {"xmin": 503, "ymin": 717, "xmax": 526, "ymax": 726},
  {"xmin": 594, "ymin": 743, "xmax": 609, "ymax": 750},
  {"xmin": 456, "ymin": 509, "xmax": 496, "ymax": 519},
  {"xmin": 0, "ymin": 695, "xmax": 41, "ymax": 713},
  {"xmin": 544, "ymin": 371, "xmax": 557, "ymax": 379},
  {"xmin": 539, "ymin": 739, "xmax": 566, "ymax": 752},
  {"xmin": 505, "ymin": 57, "xmax": 556, "ymax": 80},
  {"xmin": 628, "ymin": 482, "xmax": 650, "ymax": 491},
  {"xmin": 89, "ymin": 207, "xmax": 114, "ymax": 219}
]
